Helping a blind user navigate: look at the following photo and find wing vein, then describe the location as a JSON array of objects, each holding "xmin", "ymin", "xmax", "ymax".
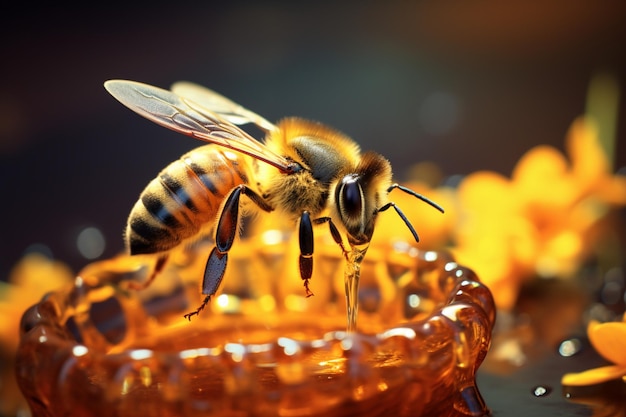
[{"xmin": 105, "ymin": 80, "xmax": 291, "ymax": 172}]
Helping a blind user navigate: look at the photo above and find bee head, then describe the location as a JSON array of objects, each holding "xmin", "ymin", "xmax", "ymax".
[{"xmin": 334, "ymin": 152, "xmax": 392, "ymax": 246}]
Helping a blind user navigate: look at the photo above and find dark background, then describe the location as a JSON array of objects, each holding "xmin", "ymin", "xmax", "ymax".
[{"xmin": 1, "ymin": 1, "xmax": 625, "ymax": 279}]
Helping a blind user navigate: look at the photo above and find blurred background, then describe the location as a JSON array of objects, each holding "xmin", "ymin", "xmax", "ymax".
[{"xmin": 1, "ymin": 1, "xmax": 625, "ymax": 279}]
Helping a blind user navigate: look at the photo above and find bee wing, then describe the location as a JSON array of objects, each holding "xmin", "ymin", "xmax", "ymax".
[
  {"xmin": 171, "ymin": 81, "xmax": 278, "ymax": 133},
  {"xmin": 104, "ymin": 80, "xmax": 292, "ymax": 172}
]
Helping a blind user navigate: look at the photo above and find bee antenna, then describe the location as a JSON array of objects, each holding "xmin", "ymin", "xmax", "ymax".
[
  {"xmin": 387, "ymin": 183, "xmax": 445, "ymax": 213},
  {"xmin": 377, "ymin": 202, "xmax": 420, "ymax": 242}
]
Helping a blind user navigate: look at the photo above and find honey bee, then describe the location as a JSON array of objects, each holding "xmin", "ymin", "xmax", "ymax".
[{"xmin": 104, "ymin": 80, "xmax": 444, "ymax": 320}]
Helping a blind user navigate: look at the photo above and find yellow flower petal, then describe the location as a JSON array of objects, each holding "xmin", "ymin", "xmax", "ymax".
[
  {"xmin": 562, "ymin": 364, "xmax": 626, "ymax": 386},
  {"xmin": 458, "ymin": 171, "xmax": 515, "ymax": 214},
  {"xmin": 565, "ymin": 117, "xmax": 608, "ymax": 186},
  {"xmin": 588, "ymin": 321, "xmax": 626, "ymax": 365},
  {"xmin": 512, "ymin": 145, "xmax": 574, "ymax": 206},
  {"xmin": 513, "ymin": 145, "xmax": 568, "ymax": 184},
  {"xmin": 593, "ymin": 175, "xmax": 626, "ymax": 205}
]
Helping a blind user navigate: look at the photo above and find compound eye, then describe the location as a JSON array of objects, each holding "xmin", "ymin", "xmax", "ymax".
[{"xmin": 337, "ymin": 175, "xmax": 363, "ymax": 220}]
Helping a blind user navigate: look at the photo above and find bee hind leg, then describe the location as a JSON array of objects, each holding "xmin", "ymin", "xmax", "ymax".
[
  {"xmin": 184, "ymin": 247, "xmax": 227, "ymax": 320},
  {"xmin": 184, "ymin": 185, "xmax": 273, "ymax": 320},
  {"xmin": 183, "ymin": 295, "xmax": 210, "ymax": 321},
  {"xmin": 127, "ymin": 253, "xmax": 168, "ymax": 290}
]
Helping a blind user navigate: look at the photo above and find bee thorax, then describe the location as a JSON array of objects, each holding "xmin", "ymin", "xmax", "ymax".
[{"xmin": 264, "ymin": 172, "xmax": 328, "ymax": 218}]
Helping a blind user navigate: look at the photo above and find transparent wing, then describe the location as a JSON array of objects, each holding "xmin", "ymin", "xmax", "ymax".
[
  {"xmin": 171, "ymin": 81, "xmax": 278, "ymax": 133},
  {"xmin": 104, "ymin": 80, "xmax": 292, "ymax": 172}
]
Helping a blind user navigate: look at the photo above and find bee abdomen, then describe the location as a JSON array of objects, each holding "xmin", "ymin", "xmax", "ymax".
[{"xmin": 126, "ymin": 146, "xmax": 249, "ymax": 255}]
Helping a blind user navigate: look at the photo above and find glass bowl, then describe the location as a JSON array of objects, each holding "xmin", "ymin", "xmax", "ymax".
[{"xmin": 16, "ymin": 234, "xmax": 495, "ymax": 417}]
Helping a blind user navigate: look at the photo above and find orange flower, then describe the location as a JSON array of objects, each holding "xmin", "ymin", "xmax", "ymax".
[
  {"xmin": 452, "ymin": 117, "xmax": 626, "ymax": 310},
  {"xmin": 512, "ymin": 118, "xmax": 626, "ymax": 278},
  {"xmin": 562, "ymin": 313, "xmax": 626, "ymax": 386},
  {"xmin": 452, "ymin": 170, "xmax": 535, "ymax": 310}
]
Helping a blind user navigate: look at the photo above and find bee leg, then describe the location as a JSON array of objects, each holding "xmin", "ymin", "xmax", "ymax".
[
  {"xmin": 313, "ymin": 217, "xmax": 349, "ymax": 261},
  {"xmin": 184, "ymin": 185, "xmax": 273, "ymax": 320},
  {"xmin": 127, "ymin": 253, "xmax": 168, "ymax": 290},
  {"xmin": 184, "ymin": 247, "xmax": 228, "ymax": 320},
  {"xmin": 299, "ymin": 211, "xmax": 314, "ymax": 297}
]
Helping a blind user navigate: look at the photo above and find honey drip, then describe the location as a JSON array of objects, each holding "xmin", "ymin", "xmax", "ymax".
[{"xmin": 344, "ymin": 242, "xmax": 369, "ymax": 333}]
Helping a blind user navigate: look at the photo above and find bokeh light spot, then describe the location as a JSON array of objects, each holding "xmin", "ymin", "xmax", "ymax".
[{"xmin": 76, "ymin": 227, "xmax": 106, "ymax": 259}]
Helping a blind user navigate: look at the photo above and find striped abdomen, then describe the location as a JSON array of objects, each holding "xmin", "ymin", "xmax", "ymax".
[{"xmin": 126, "ymin": 145, "xmax": 250, "ymax": 255}]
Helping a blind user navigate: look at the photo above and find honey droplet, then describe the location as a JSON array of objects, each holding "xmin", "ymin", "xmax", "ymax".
[
  {"xmin": 558, "ymin": 338, "xmax": 583, "ymax": 357},
  {"xmin": 532, "ymin": 385, "xmax": 552, "ymax": 397}
]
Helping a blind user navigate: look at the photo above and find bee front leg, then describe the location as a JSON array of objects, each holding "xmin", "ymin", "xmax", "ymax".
[
  {"xmin": 299, "ymin": 211, "xmax": 314, "ymax": 297},
  {"xmin": 313, "ymin": 217, "xmax": 349, "ymax": 261},
  {"xmin": 184, "ymin": 185, "xmax": 273, "ymax": 320}
]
